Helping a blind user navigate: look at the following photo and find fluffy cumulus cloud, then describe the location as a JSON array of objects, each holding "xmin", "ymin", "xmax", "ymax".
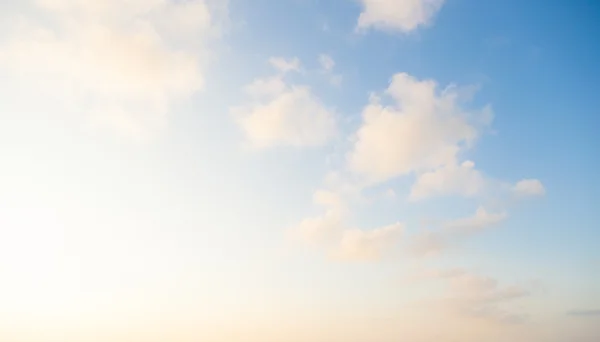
[
  {"xmin": 356, "ymin": 0, "xmax": 446, "ymax": 33},
  {"xmin": 233, "ymin": 57, "xmax": 337, "ymax": 148},
  {"xmin": 0, "ymin": 0, "xmax": 226, "ymax": 141},
  {"xmin": 349, "ymin": 73, "xmax": 492, "ymax": 184}
]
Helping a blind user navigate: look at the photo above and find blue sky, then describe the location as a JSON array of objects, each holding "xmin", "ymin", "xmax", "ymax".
[
  {"xmin": 218, "ymin": 0, "xmax": 600, "ymax": 287},
  {"xmin": 0, "ymin": 0, "xmax": 599, "ymax": 341}
]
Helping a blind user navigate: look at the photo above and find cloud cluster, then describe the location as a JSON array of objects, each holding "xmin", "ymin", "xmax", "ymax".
[
  {"xmin": 282, "ymin": 72, "xmax": 545, "ymax": 264},
  {"xmin": 356, "ymin": 0, "xmax": 446, "ymax": 33},
  {"xmin": 344, "ymin": 72, "xmax": 546, "ymax": 203},
  {"xmin": 0, "ymin": 0, "xmax": 226, "ymax": 141},
  {"xmin": 232, "ymin": 57, "xmax": 337, "ymax": 149}
]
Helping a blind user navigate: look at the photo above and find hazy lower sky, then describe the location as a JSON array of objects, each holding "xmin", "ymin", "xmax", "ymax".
[{"xmin": 1, "ymin": 0, "xmax": 599, "ymax": 341}]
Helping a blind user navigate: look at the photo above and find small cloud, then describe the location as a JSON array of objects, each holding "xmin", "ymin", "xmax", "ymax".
[
  {"xmin": 356, "ymin": 0, "xmax": 446, "ymax": 33},
  {"xmin": 512, "ymin": 179, "xmax": 546, "ymax": 197},
  {"xmin": 233, "ymin": 58, "xmax": 336, "ymax": 149},
  {"xmin": 268, "ymin": 57, "xmax": 301, "ymax": 74}
]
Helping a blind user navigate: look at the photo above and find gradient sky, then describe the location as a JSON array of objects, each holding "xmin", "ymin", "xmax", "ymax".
[{"xmin": 0, "ymin": 0, "xmax": 599, "ymax": 341}]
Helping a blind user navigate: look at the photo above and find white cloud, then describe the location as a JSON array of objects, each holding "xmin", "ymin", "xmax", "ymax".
[
  {"xmin": 332, "ymin": 222, "xmax": 404, "ymax": 261},
  {"xmin": 349, "ymin": 73, "xmax": 492, "ymax": 184},
  {"xmin": 512, "ymin": 179, "xmax": 546, "ymax": 197},
  {"xmin": 0, "ymin": 0, "xmax": 225, "ymax": 141},
  {"xmin": 233, "ymin": 59, "xmax": 336, "ymax": 149},
  {"xmin": 356, "ymin": 0, "xmax": 446, "ymax": 33},
  {"xmin": 269, "ymin": 56, "xmax": 301, "ymax": 74},
  {"xmin": 444, "ymin": 206, "xmax": 507, "ymax": 234},
  {"xmin": 410, "ymin": 160, "xmax": 486, "ymax": 201}
]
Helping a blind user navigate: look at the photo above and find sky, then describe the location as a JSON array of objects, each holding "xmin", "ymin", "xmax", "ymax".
[{"xmin": 0, "ymin": 0, "xmax": 599, "ymax": 341}]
